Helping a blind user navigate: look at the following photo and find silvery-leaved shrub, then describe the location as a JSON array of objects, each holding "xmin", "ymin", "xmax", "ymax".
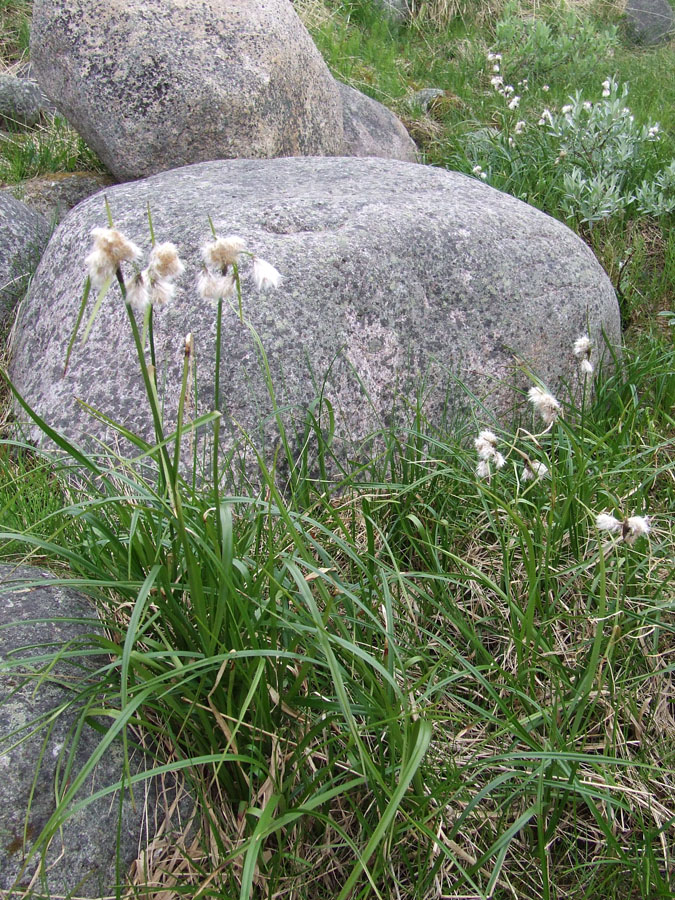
[{"xmin": 461, "ymin": 77, "xmax": 672, "ymax": 227}]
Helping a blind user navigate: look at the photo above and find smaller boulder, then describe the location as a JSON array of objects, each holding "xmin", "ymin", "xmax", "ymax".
[
  {"xmin": 5, "ymin": 171, "xmax": 115, "ymax": 224},
  {"xmin": 0, "ymin": 194, "xmax": 50, "ymax": 325},
  {"xmin": 0, "ymin": 74, "xmax": 56, "ymax": 127},
  {"xmin": 0, "ymin": 565, "xmax": 191, "ymax": 895},
  {"xmin": 624, "ymin": 0, "xmax": 674, "ymax": 44},
  {"xmin": 338, "ymin": 82, "xmax": 418, "ymax": 162}
]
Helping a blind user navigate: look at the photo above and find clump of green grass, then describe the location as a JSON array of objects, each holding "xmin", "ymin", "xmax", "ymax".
[
  {"xmin": 2, "ymin": 214, "xmax": 674, "ymax": 899},
  {"xmin": 0, "ymin": 0, "xmax": 31, "ymax": 65},
  {"xmin": 0, "ymin": 115, "xmax": 104, "ymax": 184}
]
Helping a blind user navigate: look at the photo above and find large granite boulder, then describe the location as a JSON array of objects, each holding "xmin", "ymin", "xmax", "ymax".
[
  {"xmin": 9, "ymin": 157, "xmax": 621, "ymax": 478},
  {"xmin": 0, "ymin": 565, "xmax": 190, "ymax": 895},
  {"xmin": 30, "ymin": 0, "xmax": 344, "ymax": 182},
  {"xmin": 0, "ymin": 194, "xmax": 51, "ymax": 325},
  {"xmin": 338, "ymin": 81, "xmax": 418, "ymax": 163}
]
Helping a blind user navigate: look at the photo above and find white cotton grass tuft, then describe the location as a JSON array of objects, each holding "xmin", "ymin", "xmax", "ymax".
[
  {"xmin": 574, "ymin": 334, "xmax": 593, "ymax": 376},
  {"xmin": 596, "ymin": 512, "xmax": 651, "ymax": 544},
  {"xmin": 149, "ymin": 277, "xmax": 175, "ymax": 307},
  {"xmin": 528, "ymin": 386, "xmax": 561, "ymax": 425},
  {"xmin": 624, "ymin": 515, "xmax": 651, "ymax": 545},
  {"xmin": 252, "ymin": 257, "xmax": 282, "ymax": 291},
  {"xmin": 197, "ymin": 270, "xmax": 236, "ymax": 302},
  {"xmin": 126, "ymin": 272, "xmax": 150, "ymax": 313},
  {"xmin": 522, "ymin": 461, "xmax": 549, "ymax": 482},
  {"xmin": 85, "ymin": 227, "xmax": 142, "ymax": 290},
  {"xmin": 148, "ymin": 242, "xmax": 185, "ymax": 280},
  {"xmin": 474, "ymin": 428, "xmax": 505, "ymax": 479},
  {"xmin": 573, "ymin": 335, "xmax": 592, "ymax": 358},
  {"xmin": 202, "ymin": 235, "xmax": 246, "ymax": 271}
]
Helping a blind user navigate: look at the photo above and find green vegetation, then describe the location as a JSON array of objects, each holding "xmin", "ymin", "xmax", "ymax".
[{"xmin": 1, "ymin": 2, "xmax": 674, "ymax": 899}]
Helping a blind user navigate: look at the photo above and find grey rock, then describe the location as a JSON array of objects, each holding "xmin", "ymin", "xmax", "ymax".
[
  {"xmin": 0, "ymin": 74, "xmax": 56, "ymax": 127},
  {"xmin": 0, "ymin": 193, "xmax": 51, "ymax": 325},
  {"xmin": 374, "ymin": 0, "xmax": 410, "ymax": 23},
  {"xmin": 9, "ymin": 157, "xmax": 621, "ymax": 480},
  {"xmin": 624, "ymin": 0, "xmax": 674, "ymax": 44},
  {"xmin": 0, "ymin": 565, "xmax": 191, "ymax": 896},
  {"xmin": 30, "ymin": 0, "xmax": 344, "ymax": 182},
  {"xmin": 408, "ymin": 88, "xmax": 446, "ymax": 111},
  {"xmin": 338, "ymin": 81, "xmax": 418, "ymax": 162},
  {"xmin": 4, "ymin": 172, "xmax": 116, "ymax": 224}
]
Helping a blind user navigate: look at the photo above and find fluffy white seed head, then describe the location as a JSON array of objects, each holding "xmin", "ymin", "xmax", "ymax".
[
  {"xmin": 197, "ymin": 271, "xmax": 236, "ymax": 302},
  {"xmin": 149, "ymin": 242, "xmax": 185, "ymax": 280},
  {"xmin": 86, "ymin": 227, "xmax": 142, "ymax": 289},
  {"xmin": 624, "ymin": 515, "xmax": 651, "ymax": 545},
  {"xmin": 150, "ymin": 278, "xmax": 175, "ymax": 307},
  {"xmin": 574, "ymin": 335, "xmax": 592, "ymax": 358},
  {"xmin": 126, "ymin": 271, "xmax": 150, "ymax": 313},
  {"xmin": 476, "ymin": 459, "xmax": 491, "ymax": 479},
  {"xmin": 596, "ymin": 513, "xmax": 622, "ymax": 534},
  {"xmin": 252, "ymin": 257, "xmax": 282, "ymax": 291},
  {"xmin": 202, "ymin": 235, "xmax": 246, "ymax": 271},
  {"xmin": 528, "ymin": 386, "xmax": 561, "ymax": 425},
  {"xmin": 580, "ymin": 359, "xmax": 594, "ymax": 376}
]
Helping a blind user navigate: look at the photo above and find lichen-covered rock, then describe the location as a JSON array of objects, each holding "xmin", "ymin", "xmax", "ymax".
[
  {"xmin": 9, "ymin": 157, "xmax": 621, "ymax": 478},
  {"xmin": 0, "ymin": 193, "xmax": 51, "ymax": 324},
  {"xmin": 4, "ymin": 171, "xmax": 115, "ymax": 223},
  {"xmin": 0, "ymin": 74, "xmax": 56, "ymax": 127},
  {"xmin": 338, "ymin": 81, "xmax": 418, "ymax": 162},
  {"xmin": 30, "ymin": 0, "xmax": 344, "ymax": 181},
  {"xmin": 0, "ymin": 565, "xmax": 190, "ymax": 896},
  {"xmin": 624, "ymin": 0, "xmax": 674, "ymax": 44}
]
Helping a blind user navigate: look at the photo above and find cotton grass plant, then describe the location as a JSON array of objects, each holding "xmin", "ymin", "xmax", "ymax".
[{"xmin": 1, "ymin": 201, "xmax": 674, "ymax": 900}]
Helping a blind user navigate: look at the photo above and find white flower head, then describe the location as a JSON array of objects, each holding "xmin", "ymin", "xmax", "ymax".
[
  {"xmin": 197, "ymin": 270, "xmax": 236, "ymax": 302},
  {"xmin": 126, "ymin": 271, "xmax": 150, "ymax": 313},
  {"xmin": 252, "ymin": 257, "xmax": 282, "ymax": 291},
  {"xmin": 184, "ymin": 332, "xmax": 194, "ymax": 356},
  {"xmin": 522, "ymin": 461, "xmax": 548, "ymax": 482},
  {"xmin": 472, "ymin": 164, "xmax": 483, "ymax": 175},
  {"xmin": 624, "ymin": 516, "xmax": 650, "ymax": 544},
  {"xmin": 491, "ymin": 75, "xmax": 504, "ymax": 88},
  {"xmin": 562, "ymin": 104, "xmax": 573, "ymax": 115},
  {"xmin": 150, "ymin": 277, "xmax": 175, "ymax": 307},
  {"xmin": 85, "ymin": 227, "xmax": 142, "ymax": 289},
  {"xmin": 202, "ymin": 235, "xmax": 246, "ymax": 272},
  {"xmin": 514, "ymin": 120, "xmax": 526, "ymax": 135},
  {"xmin": 476, "ymin": 459, "xmax": 492, "ymax": 480},
  {"xmin": 508, "ymin": 96, "xmax": 520, "ymax": 110},
  {"xmin": 596, "ymin": 513, "xmax": 622, "ymax": 534},
  {"xmin": 583, "ymin": 101, "xmax": 592, "ymax": 111},
  {"xmin": 580, "ymin": 358, "xmax": 594, "ymax": 376},
  {"xmin": 542, "ymin": 84, "xmax": 550, "ymax": 92},
  {"xmin": 148, "ymin": 242, "xmax": 185, "ymax": 280},
  {"xmin": 493, "ymin": 64, "xmax": 500, "ymax": 73},
  {"xmin": 573, "ymin": 335, "xmax": 592, "ymax": 358},
  {"xmin": 528, "ymin": 386, "xmax": 561, "ymax": 425},
  {"xmin": 538, "ymin": 108, "xmax": 553, "ymax": 126},
  {"xmin": 502, "ymin": 84, "xmax": 515, "ymax": 96}
]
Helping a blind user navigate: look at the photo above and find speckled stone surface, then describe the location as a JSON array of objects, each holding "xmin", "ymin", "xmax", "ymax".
[
  {"xmin": 338, "ymin": 81, "xmax": 419, "ymax": 163},
  {"xmin": 9, "ymin": 156, "xmax": 621, "ymax": 477},
  {"xmin": 3, "ymin": 171, "xmax": 116, "ymax": 224},
  {"xmin": 0, "ymin": 74, "xmax": 55, "ymax": 127},
  {"xmin": 0, "ymin": 565, "xmax": 191, "ymax": 896},
  {"xmin": 625, "ymin": 0, "xmax": 674, "ymax": 44},
  {"xmin": 30, "ymin": 0, "xmax": 345, "ymax": 182},
  {"xmin": 0, "ymin": 193, "xmax": 51, "ymax": 324}
]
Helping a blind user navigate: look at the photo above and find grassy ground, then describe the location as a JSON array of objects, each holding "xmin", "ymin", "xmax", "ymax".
[{"xmin": 1, "ymin": 2, "xmax": 674, "ymax": 899}]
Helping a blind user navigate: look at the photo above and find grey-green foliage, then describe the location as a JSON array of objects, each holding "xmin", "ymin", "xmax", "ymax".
[
  {"xmin": 494, "ymin": 1, "xmax": 619, "ymax": 83},
  {"xmin": 462, "ymin": 77, "xmax": 671, "ymax": 226}
]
